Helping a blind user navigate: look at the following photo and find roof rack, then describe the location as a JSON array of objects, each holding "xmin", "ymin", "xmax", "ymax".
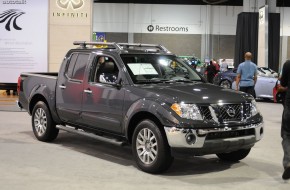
[
  {"xmin": 73, "ymin": 41, "xmax": 122, "ymax": 50},
  {"xmin": 117, "ymin": 43, "xmax": 171, "ymax": 53},
  {"xmin": 73, "ymin": 41, "xmax": 171, "ymax": 53}
]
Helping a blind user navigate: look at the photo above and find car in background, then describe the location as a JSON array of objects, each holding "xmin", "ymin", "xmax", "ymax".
[
  {"xmin": 214, "ymin": 68, "xmax": 278, "ymax": 100},
  {"xmin": 259, "ymin": 67, "xmax": 278, "ymax": 78}
]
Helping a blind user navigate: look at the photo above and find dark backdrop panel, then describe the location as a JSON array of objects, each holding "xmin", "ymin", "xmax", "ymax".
[
  {"xmin": 234, "ymin": 12, "xmax": 258, "ymax": 67},
  {"xmin": 268, "ymin": 13, "xmax": 280, "ymax": 72}
]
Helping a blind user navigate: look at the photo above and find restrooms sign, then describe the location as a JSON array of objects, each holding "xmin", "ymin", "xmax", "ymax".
[{"xmin": 144, "ymin": 24, "xmax": 192, "ymax": 34}]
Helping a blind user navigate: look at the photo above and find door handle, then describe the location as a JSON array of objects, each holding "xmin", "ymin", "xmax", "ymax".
[
  {"xmin": 59, "ymin": 85, "xmax": 66, "ymax": 89},
  {"xmin": 84, "ymin": 89, "xmax": 92, "ymax": 94}
]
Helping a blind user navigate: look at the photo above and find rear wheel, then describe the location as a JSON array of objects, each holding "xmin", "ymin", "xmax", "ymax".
[
  {"xmin": 216, "ymin": 148, "xmax": 251, "ymax": 162},
  {"xmin": 132, "ymin": 119, "xmax": 173, "ymax": 174},
  {"xmin": 31, "ymin": 101, "xmax": 59, "ymax": 142},
  {"xmin": 220, "ymin": 80, "xmax": 232, "ymax": 89}
]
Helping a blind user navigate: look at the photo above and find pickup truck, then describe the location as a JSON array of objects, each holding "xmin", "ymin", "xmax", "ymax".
[{"xmin": 17, "ymin": 41, "xmax": 264, "ymax": 174}]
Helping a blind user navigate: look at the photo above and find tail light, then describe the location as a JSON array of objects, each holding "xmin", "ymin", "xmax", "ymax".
[{"xmin": 17, "ymin": 76, "xmax": 21, "ymax": 94}]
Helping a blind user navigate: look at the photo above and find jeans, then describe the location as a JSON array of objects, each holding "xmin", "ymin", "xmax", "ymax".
[
  {"xmin": 239, "ymin": 86, "xmax": 256, "ymax": 98},
  {"xmin": 281, "ymin": 103, "xmax": 290, "ymax": 169}
]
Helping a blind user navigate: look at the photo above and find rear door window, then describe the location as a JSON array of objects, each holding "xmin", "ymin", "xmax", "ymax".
[{"xmin": 66, "ymin": 53, "xmax": 89, "ymax": 81}]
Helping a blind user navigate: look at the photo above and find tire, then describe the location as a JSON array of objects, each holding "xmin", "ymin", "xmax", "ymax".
[
  {"xmin": 216, "ymin": 148, "xmax": 251, "ymax": 162},
  {"xmin": 132, "ymin": 119, "xmax": 173, "ymax": 174},
  {"xmin": 220, "ymin": 80, "xmax": 232, "ymax": 89},
  {"xmin": 31, "ymin": 101, "xmax": 59, "ymax": 142}
]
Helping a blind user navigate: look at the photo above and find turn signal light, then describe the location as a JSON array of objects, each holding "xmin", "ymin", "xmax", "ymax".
[{"xmin": 171, "ymin": 103, "xmax": 181, "ymax": 116}]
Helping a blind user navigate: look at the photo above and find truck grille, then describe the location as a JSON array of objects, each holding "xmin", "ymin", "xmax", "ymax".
[{"xmin": 199, "ymin": 103, "xmax": 251, "ymax": 123}]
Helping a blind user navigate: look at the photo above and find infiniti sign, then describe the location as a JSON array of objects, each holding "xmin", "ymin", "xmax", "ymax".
[{"xmin": 57, "ymin": 0, "xmax": 84, "ymax": 10}]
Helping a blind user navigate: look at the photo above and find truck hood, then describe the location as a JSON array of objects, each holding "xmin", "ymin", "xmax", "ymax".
[{"xmin": 138, "ymin": 82, "xmax": 252, "ymax": 104}]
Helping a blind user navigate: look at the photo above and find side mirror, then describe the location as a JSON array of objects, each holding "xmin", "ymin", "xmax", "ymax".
[
  {"xmin": 113, "ymin": 77, "xmax": 122, "ymax": 89},
  {"xmin": 99, "ymin": 73, "xmax": 122, "ymax": 89}
]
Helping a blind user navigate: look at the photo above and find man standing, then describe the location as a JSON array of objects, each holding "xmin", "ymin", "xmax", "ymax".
[
  {"xmin": 280, "ymin": 60, "xmax": 290, "ymax": 180},
  {"xmin": 206, "ymin": 60, "xmax": 217, "ymax": 84},
  {"xmin": 235, "ymin": 52, "xmax": 257, "ymax": 98}
]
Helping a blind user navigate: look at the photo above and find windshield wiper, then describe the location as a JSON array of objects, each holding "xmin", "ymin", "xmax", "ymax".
[
  {"xmin": 135, "ymin": 79, "xmax": 170, "ymax": 84},
  {"xmin": 165, "ymin": 79, "xmax": 194, "ymax": 83}
]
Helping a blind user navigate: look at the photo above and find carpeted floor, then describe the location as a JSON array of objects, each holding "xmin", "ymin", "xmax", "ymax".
[{"xmin": 0, "ymin": 90, "xmax": 24, "ymax": 112}]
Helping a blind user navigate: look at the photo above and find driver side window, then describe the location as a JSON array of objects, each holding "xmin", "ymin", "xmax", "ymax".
[{"xmin": 89, "ymin": 56, "xmax": 119, "ymax": 84}]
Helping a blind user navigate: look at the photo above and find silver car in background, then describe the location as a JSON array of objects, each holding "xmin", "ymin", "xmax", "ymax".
[{"xmin": 214, "ymin": 68, "xmax": 278, "ymax": 100}]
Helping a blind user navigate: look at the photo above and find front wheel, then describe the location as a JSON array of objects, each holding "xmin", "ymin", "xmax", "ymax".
[
  {"xmin": 31, "ymin": 101, "xmax": 59, "ymax": 142},
  {"xmin": 216, "ymin": 148, "xmax": 251, "ymax": 162},
  {"xmin": 132, "ymin": 120, "xmax": 173, "ymax": 174},
  {"xmin": 220, "ymin": 80, "xmax": 232, "ymax": 89}
]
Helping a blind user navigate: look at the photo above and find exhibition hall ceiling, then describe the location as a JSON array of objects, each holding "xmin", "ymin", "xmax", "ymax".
[{"xmin": 93, "ymin": 0, "xmax": 290, "ymax": 7}]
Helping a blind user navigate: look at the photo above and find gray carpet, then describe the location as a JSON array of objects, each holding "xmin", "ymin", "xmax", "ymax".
[{"xmin": 0, "ymin": 91, "xmax": 24, "ymax": 112}]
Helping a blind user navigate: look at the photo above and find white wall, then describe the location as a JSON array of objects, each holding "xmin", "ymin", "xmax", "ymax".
[
  {"xmin": 94, "ymin": 3, "xmax": 290, "ymax": 37},
  {"xmin": 93, "ymin": 3, "xmax": 242, "ymax": 35}
]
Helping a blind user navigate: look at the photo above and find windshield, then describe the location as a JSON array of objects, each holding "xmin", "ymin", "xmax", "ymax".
[{"xmin": 121, "ymin": 54, "xmax": 203, "ymax": 84}]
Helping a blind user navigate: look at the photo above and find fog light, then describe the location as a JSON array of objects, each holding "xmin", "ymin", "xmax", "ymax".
[{"xmin": 185, "ymin": 133, "xmax": 196, "ymax": 145}]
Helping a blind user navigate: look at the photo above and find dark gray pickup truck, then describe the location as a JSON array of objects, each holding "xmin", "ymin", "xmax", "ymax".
[{"xmin": 17, "ymin": 42, "xmax": 264, "ymax": 173}]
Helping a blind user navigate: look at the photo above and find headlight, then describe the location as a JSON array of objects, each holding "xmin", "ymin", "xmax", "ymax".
[
  {"xmin": 171, "ymin": 103, "xmax": 203, "ymax": 120},
  {"xmin": 251, "ymin": 100, "xmax": 259, "ymax": 116}
]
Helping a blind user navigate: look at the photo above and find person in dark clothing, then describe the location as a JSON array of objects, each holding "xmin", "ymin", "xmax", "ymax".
[
  {"xmin": 280, "ymin": 60, "xmax": 290, "ymax": 180},
  {"xmin": 235, "ymin": 52, "xmax": 257, "ymax": 98},
  {"xmin": 206, "ymin": 61, "xmax": 217, "ymax": 83}
]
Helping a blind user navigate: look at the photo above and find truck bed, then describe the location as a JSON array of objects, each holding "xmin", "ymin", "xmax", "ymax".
[{"xmin": 18, "ymin": 72, "xmax": 58, "ymax": 114}]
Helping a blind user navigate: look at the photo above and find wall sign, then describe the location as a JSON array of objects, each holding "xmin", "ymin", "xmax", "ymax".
[
  {"xmin": 52, "ymin": 0, "xmax": 88, "ymax": 18},
  {"xmin": 56, "ymin": 0, "xmax": 84, "ymax": 10},
  {"xmin": 0, "ymin": 0, "xmax": 48, "ymax": 83},
  {"xmin": 146, "ymin": 24, "xmax": 189, "ymax": 33},
  {"xmin": 142, "ymin": 24, "xmax": 193, "ymax": 34}
]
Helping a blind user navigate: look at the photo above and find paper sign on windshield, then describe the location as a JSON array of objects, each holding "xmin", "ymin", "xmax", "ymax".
[{"xmin": 127, "ymin": 63, "xmax": 158, "ymax": 75}]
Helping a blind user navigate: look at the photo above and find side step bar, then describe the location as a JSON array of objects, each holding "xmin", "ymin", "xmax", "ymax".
[{"xmin": 56, "ymin": 125, "xmax": 126, "ymax": 146}]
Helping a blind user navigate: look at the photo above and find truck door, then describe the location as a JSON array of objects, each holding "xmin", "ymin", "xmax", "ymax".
[
  {"xmin": 56, "ymin": 53, "xmax": 89, "ymax": 124},
  {"xmin": 81, "ymin": 55, "xmax": 125, "ymax": 133}
]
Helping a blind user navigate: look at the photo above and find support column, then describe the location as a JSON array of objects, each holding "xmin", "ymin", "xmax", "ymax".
[
  {"xmin": 281, "ymin": 36, "xmax": 288, "ymax": 71},
  {"xmin": 201, "ymin": 5, "xmax": 212, "ymax": 62},
  {"xmin": 257, "ymin": 5, "xmax": 268, "ymax": 67},
  {"xmin": 127, "ymin": 4, "xmax": 134, "ymax": 43}
]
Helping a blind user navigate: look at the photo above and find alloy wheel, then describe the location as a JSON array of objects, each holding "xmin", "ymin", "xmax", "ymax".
[
  {"xmin": 136, "ymin": 128, "xmax": 158, "ymax": 165},
  {"xmin": 33, "ymin": 108, "xmax": 47, "ymax": 136}
]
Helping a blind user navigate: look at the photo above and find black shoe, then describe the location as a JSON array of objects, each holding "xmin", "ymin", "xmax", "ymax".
[{"xmin": 282, "ymin": 167, "xmax": 290, "ymax": 180}]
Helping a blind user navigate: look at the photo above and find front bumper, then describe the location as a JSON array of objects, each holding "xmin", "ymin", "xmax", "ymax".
[{"xmin": 164, "ymin": 122, "xmax": 263, "ymax": 154}]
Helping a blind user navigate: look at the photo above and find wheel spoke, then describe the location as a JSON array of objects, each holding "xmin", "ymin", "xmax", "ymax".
[
  {"xmin": 137, "ymin": 137, "xmax": 145, "ymax": 145},
  {"xmin": 151, "ymin": 148, "xmax": 157, "ymax": 156},
  {"xmin": 149, "ymin": 152, "xmax": 155, "ymax": 161},
  {"xmin": 138, "ymin": 149, "xmax": 146, "ymax": 157},
  {"xmin": 137, "ymin": 145, "xmax": 145, "ymax": 151},
  {"xmin": 145, "ymin": 153, "xmax": 150, "ymax": 164}
]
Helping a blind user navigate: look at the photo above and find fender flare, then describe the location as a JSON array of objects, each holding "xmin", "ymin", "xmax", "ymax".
[
  {"xmin": 28, "ymin": 85, "xmax": 62, "ymax": 124},
  {"xmin": 123, "ymin": 99, "xmax": 180, "ymax": 140}
]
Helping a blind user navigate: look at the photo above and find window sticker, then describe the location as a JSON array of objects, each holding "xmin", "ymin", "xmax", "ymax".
[{"xmin": 127, "ymin": 63, "xmax": 158, "ymax": 75}]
